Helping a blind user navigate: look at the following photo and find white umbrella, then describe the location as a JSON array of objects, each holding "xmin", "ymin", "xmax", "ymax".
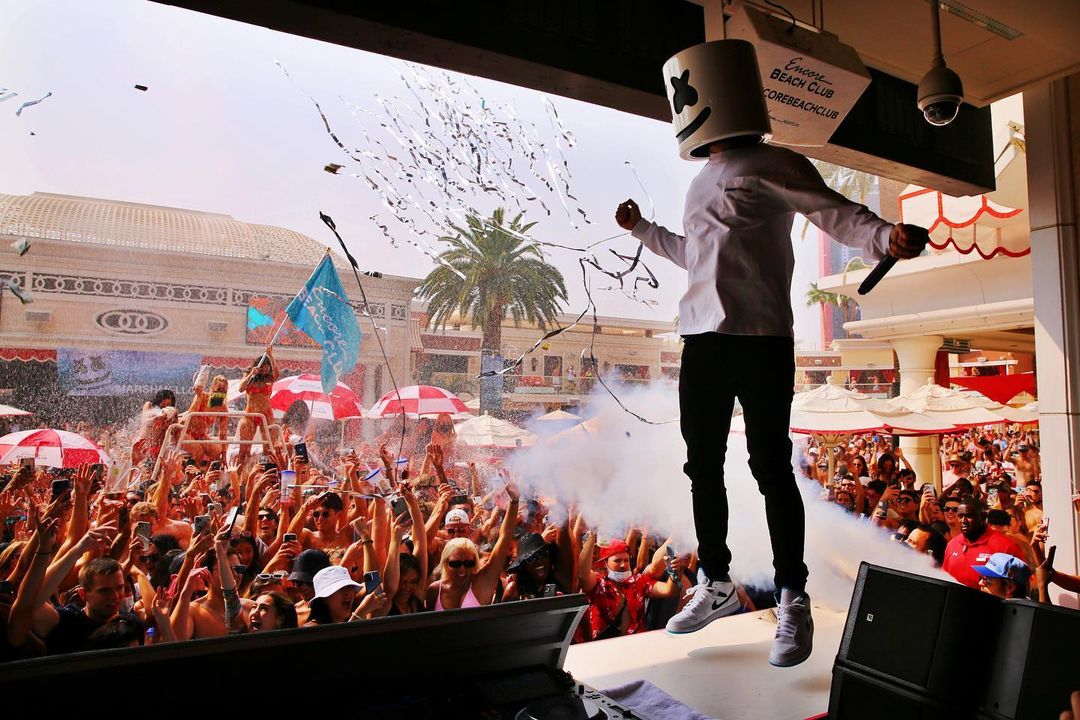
[
  {"xmin": 454, "ymin": 414, "xmax": 536, "ymax": 448},
  {"xmin": 790, "ymin": 382, "xmax": 957, "ymax": 482},
  {"xmin": 0, "ymin": 404, "xmax": 31, "ymax": 417},
  {"xmin": 547, "ymin": 417, "xmax": 601, "ymax": 444},
  {"xmin": 789, "ymin": 383, "xmax": 889, "ymax": 436},
  {"xmin": 886, "ymin": 381, "xmax": 1016, "ymax": 428},
  {"xmin": 536, "ymin": 409, "xmax": 581, "ymax": 422}
]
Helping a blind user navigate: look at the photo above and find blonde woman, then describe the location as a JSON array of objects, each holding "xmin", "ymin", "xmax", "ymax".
[{"xmin": 427, "ymin": 475, "xmax": 519, "ymax": 610}]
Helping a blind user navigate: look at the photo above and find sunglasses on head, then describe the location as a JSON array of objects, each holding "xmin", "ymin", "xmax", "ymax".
[
  {"xmin": 447, "ymin": 559, "xmax": 477, "ymax": 569},
  {"xmin": 256, "ymin": 571, "xmax": 287, "ymax": 582}
]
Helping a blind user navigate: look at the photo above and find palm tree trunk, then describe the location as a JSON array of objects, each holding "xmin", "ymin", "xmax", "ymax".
[{"xmin": 482, "ymin": 304, "xmax": 503, "ymax": 353}]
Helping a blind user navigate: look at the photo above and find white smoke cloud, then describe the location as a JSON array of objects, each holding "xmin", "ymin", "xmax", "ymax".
[{"xmin": 511, "ymin": 382, "xmax": 952, "ymax": 610}]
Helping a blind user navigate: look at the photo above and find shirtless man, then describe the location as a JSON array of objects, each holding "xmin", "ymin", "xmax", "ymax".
[
  {"xmin": 172, "ymin": 543, "xmax": 251, "ymax": 639},
  {"xmin": 131, "ymin": 501, "xmax": 193, "ymax": 550},
  {"xmin": 288, "ymin": 491, "xmax": 354, "ymax": 551}
]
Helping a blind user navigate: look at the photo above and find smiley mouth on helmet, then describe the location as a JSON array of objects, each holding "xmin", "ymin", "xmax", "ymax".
[{"xmin": 676, "ymin": 106, "xmax": 712, "ymax": 143}]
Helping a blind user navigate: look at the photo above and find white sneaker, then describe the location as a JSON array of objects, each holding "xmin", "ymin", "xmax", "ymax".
[
  {"xmin": 665, "ymin": 579, "xmax": 741, "ymax": 634},
  {"xmin": 769, "ymin": 588, "xmax": 814, "ymax": 667}
]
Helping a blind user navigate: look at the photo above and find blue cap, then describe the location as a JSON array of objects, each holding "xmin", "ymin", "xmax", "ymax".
[{"xmin": 974, "ymin": 553, "xmax": 1031, "ymax": 583}]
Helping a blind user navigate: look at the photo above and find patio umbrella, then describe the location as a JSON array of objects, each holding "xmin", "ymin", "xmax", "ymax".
[
  {"xmin": 269, "ymin": 374, "xmax": 364, "ymax": 421},
  {"xmin": 0, "ymin": 404, "xmax": 31, "ymax": 417},
  {"xmin": 789, "ymin": 383, "xmax": 889, "ymax": 436},
  {"xmin": 454, "ymin": 414, "xmax": 536, "ymax": 448},
  {"xmin": 789, "ymin": 382, "xmax": 957, "ymax": 481},
  {"xmin": 0, "ymin": 429, "xmax": 110, "ymax": 468},
  {"xmin": 366, "ymin": 385, "xmax": 470, "ymax": 419},
  {"xmin": 886, "ymin": 381, "xmax": 1016, "ymax": 428},
  {"xmin": 547, "ymin": 417, "xmax": 601, "ymax": 444},
  {"xmin": 536, "ymin": 409, "xmax": 581, "ymax": 422}
]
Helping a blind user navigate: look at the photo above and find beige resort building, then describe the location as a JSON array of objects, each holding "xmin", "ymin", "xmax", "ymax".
[
  {"xmin": 0, "ymin": 191, "xmax": 684, "ymax": 427},
  {"xmin": 0, "ymin": 191, "xmax": 416, "ymax": 427}
]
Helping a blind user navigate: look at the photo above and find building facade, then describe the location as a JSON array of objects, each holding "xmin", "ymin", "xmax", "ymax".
[{"xmin": 0, "ymin": 192, "xmax": 417, "ymax": 426}]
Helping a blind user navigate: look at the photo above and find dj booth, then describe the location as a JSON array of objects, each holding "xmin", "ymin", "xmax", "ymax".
[{"xmin": 0, "ymin": 594, "xmax": 643, "ymax": 718}]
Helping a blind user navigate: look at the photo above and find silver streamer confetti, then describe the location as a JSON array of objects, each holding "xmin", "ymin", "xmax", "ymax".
[
  {"xmin": 4, "ymin": 278, "xmax": 33, "ymax": 304},
  {"xmin": 14, "ymin": 91, "xmax": 51, "ymax": 117},
  {"xmin": 281, "ymin": 59, "xmax": 671, "ymax": 422}
]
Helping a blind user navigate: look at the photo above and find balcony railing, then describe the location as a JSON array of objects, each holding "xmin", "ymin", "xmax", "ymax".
[{"xmin": 429, "ymin": 371, "xmax": 676, "ymax": 399}]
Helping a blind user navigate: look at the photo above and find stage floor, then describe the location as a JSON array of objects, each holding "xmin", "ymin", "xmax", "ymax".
[{"xmin": 564, "ymin": 603, "xmax": 845, "ymax": 720}]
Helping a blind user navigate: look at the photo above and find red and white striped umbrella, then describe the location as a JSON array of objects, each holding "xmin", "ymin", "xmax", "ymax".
[
  {"xmin": 269, "ymin": 374, "xmax": 364, "ymax": 421},
  {"xmin": 366, "ymin": 385, "xmax": 470, "ymax": 419},
  {"xmin": 0, "ymin": 429, "xmax": 110, "ymax": 468}
]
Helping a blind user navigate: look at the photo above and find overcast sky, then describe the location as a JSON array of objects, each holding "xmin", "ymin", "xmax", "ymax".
[{"xmin": 1, "ymin": 0, "xmax": 896, "ymax": 347}]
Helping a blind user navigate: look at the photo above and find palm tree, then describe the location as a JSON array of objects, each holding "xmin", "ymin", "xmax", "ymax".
[
  {"xmin": 417, "ymin": 208, "xmax": 568, "ymax": 355},
  {"xmin": 805, "ymin": 259, "xmax": 870, "ymax": 338}
]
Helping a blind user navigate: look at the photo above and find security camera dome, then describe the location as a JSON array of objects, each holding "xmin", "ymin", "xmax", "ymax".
[{"xmin": 917, "ymin": 63, "xmax": 964, "ymax": 127}]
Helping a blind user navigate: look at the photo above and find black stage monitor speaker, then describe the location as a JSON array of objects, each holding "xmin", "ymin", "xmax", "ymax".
[
  {"xmin": 836, "ymin": 562, "xmax": 1002, "ymax": 705},
  {"xmin": 0, "ymin": 595, "xmax": 617, "ymax": 717},
  {"xmin": 830, "ymin": 664, "xmax": 953, "ymax": 720},
  {"xmin": 979, "ymin": 598, "xmax": 1080, "ymax": 720}
]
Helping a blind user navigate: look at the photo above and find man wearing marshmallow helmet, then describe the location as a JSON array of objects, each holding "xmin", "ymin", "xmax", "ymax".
[{"xmin": 615, "ymin": 39, "xmax": 929, "ymax": 667}]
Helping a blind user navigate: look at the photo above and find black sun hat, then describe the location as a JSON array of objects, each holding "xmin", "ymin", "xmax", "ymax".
[{"xmin": 508, "ymin": 532, "xmax": 557, "ymax": 572}]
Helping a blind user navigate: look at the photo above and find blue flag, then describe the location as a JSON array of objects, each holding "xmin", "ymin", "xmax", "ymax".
[{"xmin": 285, "ymin": 255, "xmax": 362, "ymax": 393}]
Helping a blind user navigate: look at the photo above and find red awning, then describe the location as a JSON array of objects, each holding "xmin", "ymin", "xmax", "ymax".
[
  {"xmin": 949, "ymin": 372, "xmax": 1036, "ymax": 404},
  {"xmin": 0, "ymin": 348, "xmax": 56, "ymax": 362}
]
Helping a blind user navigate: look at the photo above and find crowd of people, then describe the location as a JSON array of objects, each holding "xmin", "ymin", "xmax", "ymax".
[
  {"xmin": 1, "ymin": 372, "xmax": 1077, "ymax": 663},
  {"xmin": 802, "ymin": 425, "xmax": 1080, "ymax": 603},
  {"xmin": 0, "ymin": 360, "xmax": 709, "ymax": 660}
]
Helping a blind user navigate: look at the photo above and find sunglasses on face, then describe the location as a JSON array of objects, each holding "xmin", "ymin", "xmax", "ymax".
[
  {"xmin": 944, "ymin": 506, "xmax": 960, "ymax": 513},
  {"xmin": 312, "ymin": 510, "xmax": 334, "ymax": 519},
  {"xmin": 447, "ymin": 559, "xmax": 477, "ymax": 569},
  {"xmin": 258, "ymin": 513, "xmax": 276, "ymax": 521}
]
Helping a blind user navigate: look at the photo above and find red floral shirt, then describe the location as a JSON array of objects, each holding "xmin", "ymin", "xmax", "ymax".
[{"xmin": 581, "ymin": 572, "xmax": 657, "ymax": 641}]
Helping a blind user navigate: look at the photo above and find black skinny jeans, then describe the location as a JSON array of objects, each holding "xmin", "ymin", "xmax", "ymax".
[{"xmin": 679, "ymin": 332, "xmax": 808, "ymax": 593}]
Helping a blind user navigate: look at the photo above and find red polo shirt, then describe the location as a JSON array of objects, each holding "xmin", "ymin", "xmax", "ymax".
[{"xmin": 942, "ymin": 528, "xmax": 1023, "ymax": 588}]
